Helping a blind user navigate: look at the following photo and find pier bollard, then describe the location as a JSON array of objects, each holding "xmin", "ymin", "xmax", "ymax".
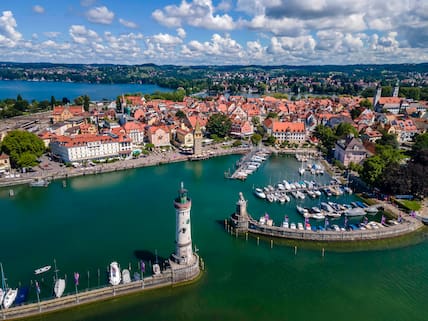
[
  {"xmin": 270, "ymin": 240, "xmax": 273, "ymax": 248},
  {"xmin": 224, "ymin": 219, "xmax": 227, "ymax": 230},
  {"xmin": 257, "ymin": 237, "xmax": 259, "ymax": 246},
  {"xmin": 294, "ymin": 246, "xmax": 297, "ymax": 255},
  {"xmin": 235, "ymin": 230, "xmax": 238, "ymax": 238},
  {"xmin": 246, "ymin": 232, "xmax": 248, "ymax": 241},
  {"xmin": 322, "ymin": 248, "xmax": 325, "ymax": 257}
]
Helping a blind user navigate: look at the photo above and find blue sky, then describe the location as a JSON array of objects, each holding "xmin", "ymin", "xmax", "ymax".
[{"xmin": 0, "ymin": 0, "xmax": 427, "ymax": 65}]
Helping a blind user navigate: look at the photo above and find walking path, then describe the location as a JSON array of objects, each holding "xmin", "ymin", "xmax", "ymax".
[{"xmin": 0, "ymin": 146, "xmax": 249, "ymax": 188}]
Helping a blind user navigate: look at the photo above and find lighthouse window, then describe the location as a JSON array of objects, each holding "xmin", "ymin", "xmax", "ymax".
[
  {"xmin": 186, "ymin": 219, "xmax": 190, "ymax": 224},
  {"xmin": 181, "ymin": 228, "xmax": 186, "ymax": 234}
]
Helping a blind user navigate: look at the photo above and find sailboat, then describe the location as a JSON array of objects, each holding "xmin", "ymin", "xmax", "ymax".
[
  {"xmin": 1, "ymin": 263, "xmax": 17, "ymax": 309},
  {"xmin": 298, "ymin": 162, "xmax": 305, "ymax": 175},
  {"xmin": 53, "ymin": 259, "xmax": 66, "ymax": 298}
]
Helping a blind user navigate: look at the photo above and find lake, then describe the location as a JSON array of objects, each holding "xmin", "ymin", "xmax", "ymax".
[
  {"xmin": 0, "ymin": 155, "xmax": 427, "ymax": 321},
  {"xmin": 0, "ymin": 80, "xmax": 173, "ymax": 101}
]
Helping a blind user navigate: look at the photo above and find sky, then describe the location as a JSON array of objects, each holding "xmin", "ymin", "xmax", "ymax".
[{"xmin": 0, "ymin": 0, "xmax": 427, "ymax": 66}]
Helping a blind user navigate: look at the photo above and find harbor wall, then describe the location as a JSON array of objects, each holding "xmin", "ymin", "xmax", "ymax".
[
  {"xmin": 1, "ymin": 255, "xmax": 201, "ymax": 320},
  {"xmin": 237, "ymin": 219, "xmax": 423, "ymax": 242}
]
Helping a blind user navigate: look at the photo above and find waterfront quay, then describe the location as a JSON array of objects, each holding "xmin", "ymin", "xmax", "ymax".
[
  {"xmin": 1, "ymin": 255, "xmax": 202, "ymax": 320},
  {"xmin": 229, "ymin": 192, "xmax": 424, "ymax": 242}
]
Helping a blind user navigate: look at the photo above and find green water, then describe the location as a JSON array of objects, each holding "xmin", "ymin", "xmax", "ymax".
[{"xmin": 1, "ymin": 155, "xmax": 427, "ymax": 321}]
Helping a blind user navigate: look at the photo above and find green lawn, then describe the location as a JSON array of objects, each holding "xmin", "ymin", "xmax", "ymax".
[{"xmin": 396, "ymin": 199, "xmax": 422, "ymax": 211}]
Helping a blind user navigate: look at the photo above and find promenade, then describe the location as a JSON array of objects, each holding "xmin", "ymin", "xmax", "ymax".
[{"xmin": 0, "ymin": 146, "xmax": 249, "ymax": 188}]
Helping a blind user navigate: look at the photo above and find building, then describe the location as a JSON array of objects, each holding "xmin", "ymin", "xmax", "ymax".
[
  {"xmin": 193, "ymin": 120, "xmax": 203, "ymax": 155},
  {"xmin": 169, "ymin": 183, "xmax": 200, "ymax": 283},
  {"xmin": 264, "ymin": 119, "xmax": 306, "ymax": 144},
  {"xmin": 334, "ymin": 136, "xmax": 369, "ymax": 167},
  {"xmin": 171, "ymin": 183, "xmax": 196, "ymax": 266},
  {"xmin": 0, "ymin": 153, "xmax": 11, "ymax": 175},
  {"xmin": 175, "ymin": 126, "xmax": 194, "ymax": 150},
  {"xmin": 147, "ymin": 125, "xmax": 170, "ymax": 148},
  {"xmin": 52, "ymin": 105, "xmax": 85, "ymax": 123},
  {"xmin": 50, "ymin": 134, "xmax": 132, "ymax": 163},
  {"xmin": 122, "ymin": 121, "xmax": 145, "ymax": 146}
]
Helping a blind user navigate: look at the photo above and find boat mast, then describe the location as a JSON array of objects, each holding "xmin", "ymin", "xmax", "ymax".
[
  {"xmin": 0, "ymin": 262, "xmax": 6, "ymax": 290},
  {"xmin": 54, "ymin": 258, "xmax": 59, "ymax": 281}
]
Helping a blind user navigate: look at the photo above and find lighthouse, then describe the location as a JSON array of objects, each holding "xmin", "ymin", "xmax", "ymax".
[{"xmin": 172, "ymin": 182, "xmax": 195, "ymax": 265}]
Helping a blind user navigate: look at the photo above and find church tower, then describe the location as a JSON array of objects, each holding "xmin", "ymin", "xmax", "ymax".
[
  {"xmin": 173, "ymin": 182, "xmax": 194, "ymax": 265},
  {"xmin": 193, "ymin": 120, "xmax": 203, "ymax": 155},
  {"xmin": 393, "ymin": 81, "xmax": 399, "ymax": 98},
  {"xmin": 373, "ymin": 85, "xmax": 382, "ymax": 108}
]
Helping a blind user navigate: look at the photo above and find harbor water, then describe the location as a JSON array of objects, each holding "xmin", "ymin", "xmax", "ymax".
[{"xmin": 1, "ymin": 155, "xmax": 427, "ymax": 321}]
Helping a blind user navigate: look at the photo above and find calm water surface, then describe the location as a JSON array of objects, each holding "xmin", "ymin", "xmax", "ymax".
[
  {"xmin": 0, "ymin": 155, "xmax": 427, "ymax": 321},
  {"xmin": 0, "ymin": 80, "xmax": 172, "ymax": 101}
]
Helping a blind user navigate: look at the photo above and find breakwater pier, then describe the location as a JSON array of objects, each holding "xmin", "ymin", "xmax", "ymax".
[
  {"xmin": 229, "ymin": 192, "xmax": 424, "ymax": 242},
  {"xmin": 1, "ymin": 255, "xmax": 202, "ymax": 320}
]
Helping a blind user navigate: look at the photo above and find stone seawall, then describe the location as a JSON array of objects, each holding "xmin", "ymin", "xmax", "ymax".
[
  {"xmin": 1, "ymin": 254, "xmax": 201, "ymax": 320},
  {"xmin": 245, "ymin": 219, "xmax": 423, "ymax": 241}
]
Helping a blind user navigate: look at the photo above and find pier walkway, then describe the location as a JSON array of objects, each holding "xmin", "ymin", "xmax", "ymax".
[
  {"xmin": 1, "ymin": 255, "xmax": 202, "ymax": 320},
  {"xmin": 227, "ymin": 148, "xmax": 271, "ymax": 180}
]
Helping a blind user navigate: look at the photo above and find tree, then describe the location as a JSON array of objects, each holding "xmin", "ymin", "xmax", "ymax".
[
  {"xmin": 251, "ymin": 133, "xmax": 262, "ymax": 146},
  {"xmin": 377, "ymin": 132, "xmax": 399, "ymax": 149},
  {"xmin": 206, "ymin": 113, "xmax": 232, "ymax": 138},
  {"xmin": 335, "ymin": 122, "xmax": 358, "ymax": 139},
  {"xmin": 314, "ymin": 124, "xmax": 337, "ymax": 151},
  {"xmin": 412, "ymin": 133, "xmax": 428, "ymax": 154},
  {"xmin": 175, "ymin": 110, "xmax": 186, "ymax": 119},
  {"xmin": 359, "ymin": 99, "xmax": 373, "ymax": 109},
  {"xmin": 232, "ymin": 140, "xmax": 242, "ymax": 147},
  {"xmin": 83, "ymin": 95, "xmax": 90, "ymax": 111},
  {"xmin": 265, "ymin": 135, "xmax": 276, "ymax": 146},
  {"xmin": 266, "ymin": 112, "xmax": 278, "ymax": 119},
  {"xmin": 360, "ymin": 155, "xmax": 385, "ymax": 186},
  {"xmin": 0, "ymin": 130, "xmax": 45, "ymax": 168}
]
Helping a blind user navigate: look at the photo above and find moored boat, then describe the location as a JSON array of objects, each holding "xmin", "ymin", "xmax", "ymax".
[
  {"xmin": 122, "ymin": 269, "xmax": 131, "ymax": 284},
  {"xmin": 253, "ymin": 188, "xmax": 266, "ymax": 199},
  {"xmin": 34, "ymin": 265, "xmax": 51, "ymax": 275},
  {"xmin": 14, "ymin": 286, "xmax": 29, "ymax": 305},
  {"xmin": 109, "ymin": 261, "xmax": 121, "ymax": 286},
  {"xmin": 3, "ymin": 288, "xmax": 18, "ymax": 309},
  {"xmin": 54, "ymin": 279, "xmax": 66, "ymax": 298}
]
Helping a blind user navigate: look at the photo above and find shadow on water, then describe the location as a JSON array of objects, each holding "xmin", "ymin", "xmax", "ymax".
[{"xmin": 133, "ymin": 250, "xmax": 167, "ymax": 263}]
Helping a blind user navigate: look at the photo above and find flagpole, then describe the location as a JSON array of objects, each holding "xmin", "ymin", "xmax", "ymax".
[{"xmin": 35, "ymin": 281, "xmax": 41, "ymax": 312}]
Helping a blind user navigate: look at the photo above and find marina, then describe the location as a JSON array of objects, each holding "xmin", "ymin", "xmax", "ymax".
[
  {"xmin": 229, "ymin": 192, "xmax": 424, "ymax": 242},
  {"xmin": 225, "ymin": 148, "xmax": 271, "ymax": 180},
  {"xmin": 0, "ymin": 155, "xmax": 427, "ymax": 321}
]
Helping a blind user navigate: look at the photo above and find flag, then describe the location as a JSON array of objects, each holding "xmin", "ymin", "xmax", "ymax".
[
  {"xmin": 264, "ymin": 213, "xmax": 269, "ymax": 220},
  {"xmin": 74, "ymin": 272, "xmax": 80, "ymax": 286},
  {"xmin": 35, "ymin": 281, "xmax": 40, "ymax": 294},
  {"xmin": 325, "ymin": 217, "xmax": 329, "ymax": 228},
  {"xmin": 141, "ymin": 260, "xmax": 145, "ymax": 273},
  {"xmin": 381, "ymin": 215, "xmax": 386, "ymax": 225}
]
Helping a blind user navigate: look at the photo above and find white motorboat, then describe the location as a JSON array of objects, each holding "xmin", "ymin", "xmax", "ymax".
[
  {"xmin": 3, "ymin": 288, "xmax": 18, "ymax": 309},
  {"xmin": 34, "ymin": 265, "xmax": 51, "ymax": 275},
  {"xmin": 122, "ymin": 269, "xmax": 131, "ymax": 284},
  {"xmin": 109, "ymin": 261, "xmax": 122, "ymax": 286},
  {"xmin": 297, "ymin": 222, "xmax": 304, "ymax": 230},
  {"xmin": 296, "ymin": 205, "xmax": 309, "ymax": 216},
  {"xmin": 290, "ymin": 223, "xmax": 297, "ymax": 230},
  {"xmin": 54, "ymin": 279, "xmax": 66, "ymax": 298},
  {"xmin": 253, "ymin": 188, "xmax": 266, "ymax": 199},
  {"xmin": 152, "ymin": 263, "xmax": 161, "ymax": 276},
  {"xmin": 282, "ymin": 221, "xmax": 289, "ymax": 228},
  {"xmin": 345, "ymin": 208, "xmax": 366, "ymax": 217},
  {"xmin": 311, "ymin": 212, "xmax": 326, "ymax": 220}
]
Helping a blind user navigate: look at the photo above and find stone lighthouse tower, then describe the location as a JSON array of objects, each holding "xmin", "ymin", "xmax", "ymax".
[{"xmin": 172, "ymin": 182, "xmax": 195, "ymax": 265}]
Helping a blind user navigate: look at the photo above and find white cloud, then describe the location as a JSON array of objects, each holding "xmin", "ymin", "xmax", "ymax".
[
  {"xmin": 152, "ymin": 0, "xmax": 235, "ymax": 30},
  {"xmin": 119, "ymin": 18, "xmax": 138, "ymax": 29},
  {"xmin": 69, "ymin": 25, "xmax": 101, "ymax": 44},
  {"xmin": 0, "ymin": 11, "xmax": 22, "ymax": 47},
  {"xmin": 152, "ymin": 33, "xmax": 183, "ymax": 45},
  {"xmin": 177, "ymin": 28, "xmax": 186, "ymax": 38},
  {"xmin": 44, "ymin": 32, "xmax": 61, "ymax": 38},
  {"xmin": 85, "ymin": 6, "xmax": 114, "ymax": 25},
  {"xmin": 32, "ymin": 5, "xmax": 45, "ymax": 14}
]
